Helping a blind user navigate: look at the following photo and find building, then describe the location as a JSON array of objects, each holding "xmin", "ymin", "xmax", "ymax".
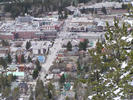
[
  {"xmin": 79, "ymin": 2, "xmax": 125, "ymax": 15},
  {"xmin": 0, "ymin": 47, "xmax": 9, "ymax": 54},
  {"xmin": 66, "ymin": 6, "xmax": 77, "ymax": 15},
  {"xmin": 67, "ymin": 17, "xmax": 96, "ymax": 32},
  {"xmin": 31, "ymin": 41, "xmax": 49, "ymax": 55},
  {"xmin": 19, "ymin": 82, "xmax": 28, "ymax": 94},
  {"xmin": 0, "ymin": 32, "xmax": 14, "ymax": 40},
  {"xmin": 0, "ymin": 15, "xmax": 64, "ymax": 40},
  {"xmin": 16, "ymin": 15, "xmax": 34, "ymax": 23}
]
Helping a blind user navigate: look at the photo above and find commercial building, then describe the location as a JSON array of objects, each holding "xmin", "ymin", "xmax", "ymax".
[{"xmin": 0, "ymin": 15, "xmax": 64, "ymax": 40}]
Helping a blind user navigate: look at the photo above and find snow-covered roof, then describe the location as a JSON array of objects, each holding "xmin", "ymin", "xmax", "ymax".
[
  {"xmin": 124, "ymin": 19, "xmax": 133, "ymax": 26},
  {"xmin": 0, "ymin": 32, "xmax": 13, "ymax": 35},
  {"xmin": 71, "ymin": 17, "xmax": 93, "ymax": 23},
  {"xmin": 66, "ymin": 6, "xmax": 77, "ymax": 12},
  {"xmin": 80, "ymin": 2, "xmax": 122, "ymax": 9},
  {"xmin": 46, "ymin": 74, "xmax": 54, "ymax": 80},
  {"xmin": 0, "ymin": 15, "xmax": 60, "ymax": 34}
]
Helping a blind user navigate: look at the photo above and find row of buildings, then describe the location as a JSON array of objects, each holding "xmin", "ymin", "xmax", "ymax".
[
  {"xmin": 66, "ymin": 1, "xmax": 130, "ymax": 15},
  {"xmin": 0, "ymin": 15, "xmax": 64, "ymax": 40}
]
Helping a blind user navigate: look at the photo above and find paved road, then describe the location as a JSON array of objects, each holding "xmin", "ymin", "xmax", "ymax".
[
  {"xmin": 40, "ymin": 38, "xmax": 62, "ymax": 80},
  {"xmin": 39, "ymin": 21, "xmax": 68, "ymax": 81},
  {"xmin": 39, "ymin": 19, "xmax": 71, "ymax": 81}
]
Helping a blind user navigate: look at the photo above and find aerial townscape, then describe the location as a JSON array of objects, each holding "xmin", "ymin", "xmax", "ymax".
[{"xmin": 1, "ymin": 0, "xmax": 133, "ymax": 100}]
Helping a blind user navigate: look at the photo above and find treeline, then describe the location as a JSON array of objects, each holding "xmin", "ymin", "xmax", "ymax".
[
  {"xmin": 1, "ymin": 0, "xmax": 97, "ymax": 18},
  {"xmin": 3, "ymin": 0, "xmax": 72, "ymax": 18}
]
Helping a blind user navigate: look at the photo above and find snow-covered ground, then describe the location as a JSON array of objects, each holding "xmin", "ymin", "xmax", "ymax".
[{"xmin": 121, "ymin": 61, "xmax": 127, "ymax": 69}]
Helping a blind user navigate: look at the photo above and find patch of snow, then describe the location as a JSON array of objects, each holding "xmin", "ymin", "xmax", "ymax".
[
  {"xmin": 127, "ymin": 37, "xmax": 133, "ymax": 42},
  {"xmin": 126, "ymin": 50, "xmax": 131, "ymax": 53},
  {"xmin": 114, "ymin": 88, "xmax": 121, "ymax": 94},
  {"xmin": 121, "ymin": 36, "xmax": 126, "ymax": 40},
  {"xmin": 112, "ymin": 40, "xmax": 116, "ymax": 44},
  {"xmin": 113, "ymin": 96, "xmax": 121, "ymax": 100},
  {"xmin": 88, "ymin": 94, "xmax": 96, "ymax": 99},
  {"xmin": 121, "ymin": 61, "xmax": 127, "ymax": 69},
  {"xmin": 119, "ymin": 91, "xmax": 123, "ymax": 96},
  {"xmin": 105, "ymin": 82, "xmax": 110, "ymax": 86},
  {"xmin": 120, "ymin": 71, "xmax": 130, "ymax": 79},
  {"xmin": 121, "ymin": 35, "xmax": 133, "ymax": 42},
  {"xmin": 129, "ymin": 80, "xmax": 133, "ymax": 86}
]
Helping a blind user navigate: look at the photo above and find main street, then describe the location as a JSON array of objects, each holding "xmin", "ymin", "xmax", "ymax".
[
  {"xmin": 40, "ymin": 38, "xmax": 63, "ymax": 80},
  {"xmin": 39, "ymin": 21, "xmax": 68, "ymax": 81}
]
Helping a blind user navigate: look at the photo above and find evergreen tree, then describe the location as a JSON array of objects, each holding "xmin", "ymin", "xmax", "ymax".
[
  {"xmin": 96, "ymin": 40, "xmax": 103, "ymax": 54},
  {"xmin": 79, "ymin": 39, "xmax": 88, "ymax": 51},
  {"xmin": 32, "ymin": 68, "xmax": 39, "ymax": 79},
  {"xmin": 122, "ymin": 3, "xmax": 128, "ymax": 9},
  {"xmin": 58, "ymin": 7, "xmax": 62, "ymax": 15},
  {"xmin": 0, "ymin": 58, "xmax": 7, "ymax": 69},
  {"xmin": 79, "ymin": 0, "xmax": 91, "ymax": 3},
  {"xmin": 61, "ymin": 13, "xmax": 64, "ymax": 19},
  {"xmin": 15, "ymin": 54, "xmax": 18, "ymax": 63},
  {"xmin": 65, "ymin": 96, "xmax": 69, "ymax": 100},
  {"xmin": 12, "ymin": 87, "xmax": 20, "ymax": 100},
  {"xmin": 67, "ymin": 41, "xmax": 72, "ymax": 51},
  {"xmin": 7, "ymin": 53, "xmax": 12, "ymax": 63},
  {"xmin": 48, "ymin": 89, "xmax": 52, "ymax": 99},
  {"xmin": 96, "ymin": 0, "xmax": 102, "ymax": 3},
  {"xmin": 2, "ymin": 87, "xmax": 10, "ymax": 98},
  {"xmin": 35, "ymin": 79, "xmax": 45, "ymax": 99},
  {"xmin": 101, "ymin": 7, "xmax": 107, "ymax": 15},
  {"xmin": 87, "ymin": 18, "xmax": 133, "ymax": 99},
  {"xmin": 36, "ymin": 60, "xmax": 41, "ymax": 71},
  {"xmin": 28, "ymin": 56, "xmax": 32, "ymax": 62},
  {"xmin": 64, "ymin": 10, "xmax": 68, "ymax": 19},
  {"xmin": 60, "ymin": 74, "xmax": 65, "ymax": 84},
  {"xmin": 26, "ymin": 41, "xmax": 31, "ymax": 50},
  {"xmin": 21, "ymin": 54, "xmax": 25, "ymax": 63},
  {"xmin": 95, "ymin": 8, "xmax": 97, "ymax": 14},
  {"xmin": 47, "ymin": 82, "xmax": 55, "ymax": 99}
]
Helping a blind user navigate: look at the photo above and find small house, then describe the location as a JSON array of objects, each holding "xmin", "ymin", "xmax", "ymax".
[{"xmin": 19, "ymin": 82, "xmax": 28, "ymax": 94}]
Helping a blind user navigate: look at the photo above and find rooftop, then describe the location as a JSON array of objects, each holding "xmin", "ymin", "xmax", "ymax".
[{"xmin": 80, "ymin": 2, "xmax": 123, "ymax": 9}]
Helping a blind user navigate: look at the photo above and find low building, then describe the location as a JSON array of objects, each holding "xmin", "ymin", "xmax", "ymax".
[
  {"xmin": 0, "ymin": 15, "xmax": 63, "ymax": 40},
  {"xmin": 0, "ymin": 32, "xmax": 14, "ymax": 40},
  {"xmin": 43, "ymin": 31, "xmax": 57, "ymax": 40},
  {"xmin": 7, "ymin": 64, "xmax": 18, "ymax": 72},
  {"xmin": 6, "ymin": 71, "xmax": 25, "ymax": 78},
  {"xmin": 0, "ymin": 47, "xmax": 10, "ymax": 54},
  {"xmin": 79, "ymin": 2, "xmax": 125, "ymax": 15},
  {"xmin": 66, "ymin": 6, "xmax": 77, "ymax": 15},
  {"xmin": 67, "ymin": 17, "xmax": 96, "ymax": 32},
  {"xmin": 16, "ymin": 15, "xmax": 34, "ymax": 23},
  {"xmin": 19, "ymin": 82, "xmax": 28, "ymax": 94}
]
